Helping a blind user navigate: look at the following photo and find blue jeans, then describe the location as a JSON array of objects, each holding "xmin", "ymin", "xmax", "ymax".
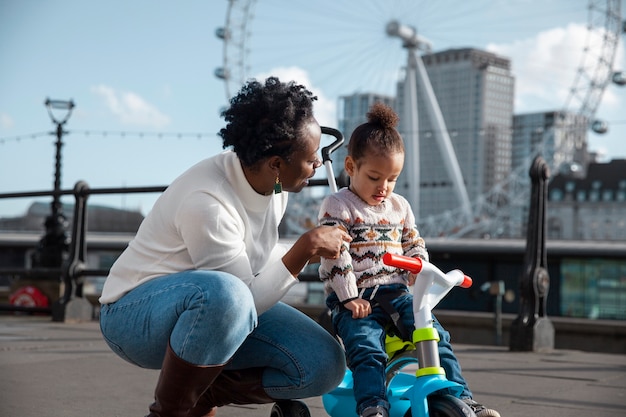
[
  {"xmin": 327, "ymin": 284, "xmax": 472, "ymax": 414},
  {"xmin": 100, "ymin": 270, "xmax": 346, "ymax": 399}
]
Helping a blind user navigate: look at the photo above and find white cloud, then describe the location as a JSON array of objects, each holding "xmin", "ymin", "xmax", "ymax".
[
  {"xmin": 487, "ymin": 23, "xmax": 590, "ymax": 113},
  {"xmin": 487, "ymin": 22, "xmax": 626, "ymax": 118},
  {"xmin": 0, "ymin": 112, "xmax": 14, "ymax": 129},
  {"xmin": 91, "ymin": 85, "xmax": 171, "ymax": 128},
  {"xmin": 488, "ymin": 23, "xmax": 626, "ymax": 160},
  {"xmin": 252, "ymin": 66, "xmax": 337, "ymax": 128}
]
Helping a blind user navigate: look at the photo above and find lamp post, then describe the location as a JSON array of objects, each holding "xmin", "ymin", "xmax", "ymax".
[{"xmin": 32, "ymin": 98, "xmax": 75, "ymax": 268}]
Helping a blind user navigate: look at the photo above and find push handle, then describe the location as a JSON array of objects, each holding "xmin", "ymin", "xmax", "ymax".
[
  {"xmin": 320, "ymin": 126, "xmax": 344, "ymax": 163},
  {"xmin": 320, "ymin": 126, "xmax": 344, "ymax": 193}
]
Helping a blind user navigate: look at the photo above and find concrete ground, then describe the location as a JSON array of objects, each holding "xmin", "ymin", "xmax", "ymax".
[{"xmin": 0, "ymin": 315, "xmax": 624, "ymax": 417}]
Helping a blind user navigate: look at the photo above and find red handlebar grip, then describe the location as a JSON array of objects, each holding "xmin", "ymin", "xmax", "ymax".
[
  {"xmin": 461, "ymin": 275, "xmax": 473, "ymax": 288},
  {"xmin": 382, "ymin": 253, "xmax": 422, "ymax": 274}
]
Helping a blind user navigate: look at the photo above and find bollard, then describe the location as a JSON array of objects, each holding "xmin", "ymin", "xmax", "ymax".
[
  {"xmin": 509, "ymin": 155, "xmax": 555, "ymax": 352},
  {"xmin": 481, "ymin": 281, "xmax": 505, "ymax": 345}
]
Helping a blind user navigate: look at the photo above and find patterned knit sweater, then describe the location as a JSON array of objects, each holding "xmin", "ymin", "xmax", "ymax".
[{"xmin": 318, "ymin": 188, "xmax": 429, "ymax": 302}]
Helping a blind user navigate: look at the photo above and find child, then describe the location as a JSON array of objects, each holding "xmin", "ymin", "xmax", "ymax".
[{"xmin": 318, "ymin": 103, "xmax": 500, "ymax": 417}]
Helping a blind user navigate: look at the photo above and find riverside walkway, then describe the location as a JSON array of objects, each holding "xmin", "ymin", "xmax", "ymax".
[{"xmin": 1, "ymin": 315, "xmax": 624, "ymax": 417}]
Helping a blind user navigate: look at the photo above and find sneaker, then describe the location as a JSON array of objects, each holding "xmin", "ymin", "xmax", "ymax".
[
  {"xmin": 360, "ymin": 405, "xmax": 389, "ymax": 417},
  {"xmin": 462, "ymin": 399, "xmax": 501, "ymax": 417}
]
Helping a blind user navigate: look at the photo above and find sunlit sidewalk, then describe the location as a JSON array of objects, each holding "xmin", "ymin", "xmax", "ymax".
[{"xmin": 1, "ymin": 316, "xmax": 624, "ymax": 417}]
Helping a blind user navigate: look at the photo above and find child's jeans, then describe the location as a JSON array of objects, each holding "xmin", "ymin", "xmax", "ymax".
[{"xmin": 327, "ymin": 284, "xmax": 472, "ymax": 414}]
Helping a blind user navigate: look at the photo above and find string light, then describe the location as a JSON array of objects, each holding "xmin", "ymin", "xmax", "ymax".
[
  {"xmin": 0, "ymin": 130, "xmax": 216, "ymax": 145},
  {"xmin": 1, "ymin": 118, "xmax": 623, "ymax": 146}
]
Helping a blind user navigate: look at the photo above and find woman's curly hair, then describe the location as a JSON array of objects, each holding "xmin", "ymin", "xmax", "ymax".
[
  {"xmin": 219, "ymin": 77, "xmax": 318, "ymax": 167},
  {"xmin": 347, "ymin": 102, "xmax": 404, "ymax": 164}
]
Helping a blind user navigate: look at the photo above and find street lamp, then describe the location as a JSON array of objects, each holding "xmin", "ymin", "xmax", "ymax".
[{"xmin": 32, "ymin": 98, "xmax": 75, "ymax": 268}]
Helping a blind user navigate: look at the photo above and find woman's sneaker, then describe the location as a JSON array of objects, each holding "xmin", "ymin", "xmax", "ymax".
[
  {"xmin": 360, "ymin": 405, "xmax": 388, "ymax": 417},
  {"xmin": 462, "ymin": 399, "xmax": 501, "ymax": 417}
]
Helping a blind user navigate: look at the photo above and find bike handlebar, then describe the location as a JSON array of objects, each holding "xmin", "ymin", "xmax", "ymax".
[
  {"xmin": 383, "ymin": 253, "xmax": 423, "ymax": 274},
  {"xmin": 383, "ymin": 253, "xmax": 473, "ymax": 288}
]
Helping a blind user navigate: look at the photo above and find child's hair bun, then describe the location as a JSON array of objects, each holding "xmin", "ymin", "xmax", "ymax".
[{"xmin": 366, "ymin": 102, "xmax": 399, "ymax": 129}]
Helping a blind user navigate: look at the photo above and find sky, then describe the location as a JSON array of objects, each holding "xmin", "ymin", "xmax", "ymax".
[{"xmin": 0, "ymin": 0, "xmax": 624, "ymax": 218}]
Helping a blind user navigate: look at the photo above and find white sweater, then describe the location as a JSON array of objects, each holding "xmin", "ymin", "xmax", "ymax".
[{"xmin": 99, "ymin": 151, "xmax": 298, "ymax": 314}]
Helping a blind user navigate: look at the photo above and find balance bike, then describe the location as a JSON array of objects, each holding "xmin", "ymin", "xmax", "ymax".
[{"xmin": 320, "ymin": 253, "xmax": 476, "ymax": 417}]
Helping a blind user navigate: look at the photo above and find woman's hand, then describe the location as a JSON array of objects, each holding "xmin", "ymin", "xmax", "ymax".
[
  {"xmin": 344, "ymin": 298, "xmax": 372, "ymax": 319},
  {"xmin": 306, "ymin": 225, "xmax": 352, "ymax": 260},
  {"xmin": 282, "ymin": 225, "xmax": 352, "ymax": 276}
]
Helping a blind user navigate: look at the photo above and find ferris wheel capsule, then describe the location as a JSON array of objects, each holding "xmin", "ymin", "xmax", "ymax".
[
  {"xmin": 214, "ymin": 67, "xmax": 230, "ymax": 80},
  {"xmin": 215, "ymin": 27, "xmax": 230, "ymax": 40},
  {"xmin": 591, "ymin": 120, "xmax": 609, "ymax": 134},
  {"xmin": 612, "ymin": 71, "xmax": 626, "ymax": 86}
]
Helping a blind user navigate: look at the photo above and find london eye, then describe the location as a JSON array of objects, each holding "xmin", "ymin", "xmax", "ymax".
[{"xmin": 215, "ymin": 0, "xmax": 624, "ymax": 238}]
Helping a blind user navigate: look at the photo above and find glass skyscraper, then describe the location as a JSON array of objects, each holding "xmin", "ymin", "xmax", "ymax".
[{"xmin": 395, "ymin": 48, "xmax": 515, "ymax": 220}]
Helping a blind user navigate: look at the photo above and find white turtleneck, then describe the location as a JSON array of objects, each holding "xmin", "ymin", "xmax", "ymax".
[{"xmin": 99, "ymin": 150, "xmax": 297, "ymax": 314}]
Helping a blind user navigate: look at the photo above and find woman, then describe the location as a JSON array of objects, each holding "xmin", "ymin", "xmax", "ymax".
[{"xmin": 99, "ymin": 77, "xmax": 352, "ymax": 417}]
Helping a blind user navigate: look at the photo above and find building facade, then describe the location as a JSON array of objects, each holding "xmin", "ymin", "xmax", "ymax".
[
  {"xmin": 548, "ymin": 159, "xmax": 626, "ymax": 241},
  {"xmin": 509, "ymin": 111, "xmax": 590, "ymax": 237},
  {"xmin": 336, "ymin": 92, "xmax": 396, "ymax": 179},
  {"xmin": 395, "ymin": 48, "xmax": 515, "ymax": 220},
  {"xmin": 512, "ymin": 111, "xmax": 589, "ymax": 175}
]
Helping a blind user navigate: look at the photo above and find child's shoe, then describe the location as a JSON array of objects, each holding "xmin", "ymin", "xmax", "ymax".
[
  {"xmin": 360, "ymin": 405, "xmax": 388, "ymax": 417},
  {"xmin": 462, "ymin": 398, "xmax": 501, "ymax": 417}
]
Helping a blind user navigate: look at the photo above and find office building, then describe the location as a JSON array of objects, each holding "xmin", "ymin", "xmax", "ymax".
[
  {"xmin": 335, "ymin": 93, "xmax": 396, "ymax": 179},
  {"xmin": 512, "ymin": 111, "xmax": 589, "ymax": 176},
  {"xmin": 508, "ymin": 111, "xmax": 590, "ymax": 237},
  {"xmin": 395, "ymin": 48, "xmax": 515, "ymax": 221}
]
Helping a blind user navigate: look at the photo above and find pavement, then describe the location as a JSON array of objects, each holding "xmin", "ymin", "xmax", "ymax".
[{"xmin": 0, "ymin": 315, "xmax": 625, "ymax": 417}]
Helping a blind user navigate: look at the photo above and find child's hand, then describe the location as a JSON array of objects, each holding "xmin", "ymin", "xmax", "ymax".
[
  {"xmin": 407, "ymin": 273, "xmax": 417, "ymax": 286},
  {"xmin": 345, "ymin": 299, "xmax": 372, "ymax": 319}
]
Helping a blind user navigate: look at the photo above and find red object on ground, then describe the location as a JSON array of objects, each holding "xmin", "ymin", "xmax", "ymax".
[{"xmin": 10, "ymin": 286, "xmax": 49, "ymax": 308}]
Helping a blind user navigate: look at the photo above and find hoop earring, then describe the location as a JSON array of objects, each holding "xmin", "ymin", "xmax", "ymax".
[{"xmin": 274, "ymin": 176, "xmax": 283, "ymax": 194}]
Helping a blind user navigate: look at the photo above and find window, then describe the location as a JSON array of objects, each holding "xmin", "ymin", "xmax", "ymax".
[
  {"xmin": 560, "ymin": 258, "xmax": 626, "ymax": 320},
  {"xmin": 550, "ymin": 189, "xmax": 563, "ymax": 201}
]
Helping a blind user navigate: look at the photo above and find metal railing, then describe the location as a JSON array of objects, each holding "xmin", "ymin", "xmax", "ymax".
[
  {"xmin": 0, "ymin": 127, "xmax": 345, "ymax": 321},
  {"xmin": 0, "ymin": 182, "xmax": 166, "ymax": 320}
]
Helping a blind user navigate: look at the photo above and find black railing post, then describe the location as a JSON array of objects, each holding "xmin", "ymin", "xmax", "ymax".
[
  {"xmin": 509, "ymin": 155, "xmax": 555, "ymax": 351},
  {"xmin": 52, "ymin": 181, "xmax": 93, "ymax": 322}
]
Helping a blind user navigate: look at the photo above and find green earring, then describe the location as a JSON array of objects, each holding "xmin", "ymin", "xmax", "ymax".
[{"xmin": 274, "ymin": 177, "xmax": 283, "ymax": 194}]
